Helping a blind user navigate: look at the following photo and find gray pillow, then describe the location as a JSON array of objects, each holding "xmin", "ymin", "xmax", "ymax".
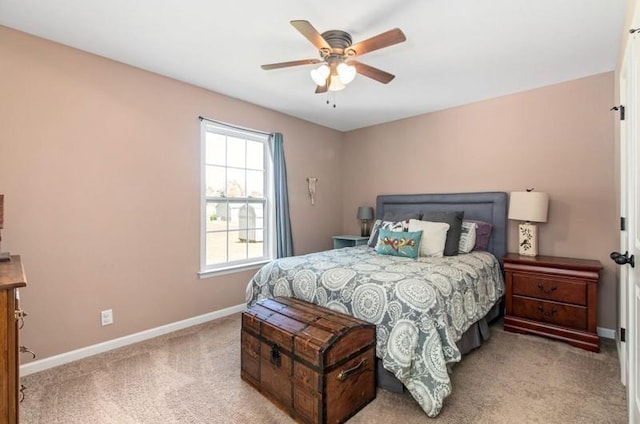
[
  {"xmin": 382, "ymin": 211, "xmax": 421, "ymax": 221},
  {"xmin": 421, "ymin": 211, "xmax": 464, "ymax": 256},
  {"xmin": 466, "ymin": 219, "xmax": 493, "ymax": 251}
]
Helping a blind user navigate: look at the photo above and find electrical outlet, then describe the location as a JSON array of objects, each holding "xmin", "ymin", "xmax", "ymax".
[{"xmin": 101, "ymin": 309, "xmax": 113, "ymax": 326}]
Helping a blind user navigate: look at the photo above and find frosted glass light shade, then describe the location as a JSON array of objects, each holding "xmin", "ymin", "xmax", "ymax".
[
  {"xmin": 337, "ymin": 63, "xmax": 356, "ymax": 84},
  {"xmin": 328, "ymin": 75, "xmax": 345, "ymax": 91},
  {"xmin": 310, "ymin": 64, "xmax": 330, "ymax": 86},
  {"xmin": 508, "ymin": 191, "xmax": 549, "ymax": 223}
]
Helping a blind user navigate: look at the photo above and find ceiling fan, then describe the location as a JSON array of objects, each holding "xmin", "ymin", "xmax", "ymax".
[{"xmin": 261, "ymin": 20, "xmax": 406, "ymax": 93}]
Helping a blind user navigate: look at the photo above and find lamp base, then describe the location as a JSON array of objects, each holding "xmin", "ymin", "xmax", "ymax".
[
  {"xmin": 518, "ymin": 222, "xmax": 538, "ymax": 256},
  {"xmin": 360, "ymin": 221, "xmax": 371, "ymax": 238}
]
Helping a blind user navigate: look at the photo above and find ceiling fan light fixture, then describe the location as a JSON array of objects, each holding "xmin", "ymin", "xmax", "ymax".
[
  {"xmin": 328, "ymin": 75, "xmax": 345, "ymax": 92},
  {"xmin": 310, "ymin": 64, "xmax": 330, "ymax": 86},
  {"xmin": 337, "ymin": 62, "xmax": 356, "ymax": 85}
]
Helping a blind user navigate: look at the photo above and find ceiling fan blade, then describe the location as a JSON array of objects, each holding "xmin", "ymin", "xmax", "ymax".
[
  {"xmin": 315, "ymin": 74, "xmax": 329, "ymax": 94},
  {"xmin": 350, "ymin": 60, "xmax": 395, "ymax": 84},
  {"xmin": 291, "ymin": 20, "xmax": 331, "ymax": 51},
  {"xmin": 261, "ymin": 59, "xmax": 323, "ymax": 70},
  {"xmin": 315, "ymin": 84, "xmax": 328, "ymax": 94},
  {"xmin": 347, "ymin": 28, "xmax": 406, "ymax": 56}
]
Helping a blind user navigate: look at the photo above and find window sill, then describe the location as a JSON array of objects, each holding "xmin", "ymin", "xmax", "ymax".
[{"xmin": 198, "ymin": 260, "xmax": 271, "ymax": 279}]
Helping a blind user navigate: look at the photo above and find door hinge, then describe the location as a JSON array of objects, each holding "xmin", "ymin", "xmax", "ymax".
[
  {"xmin": 621, "ymin": 217, "xmax": 627, "ymax": 231},
  {"xmin": 621, "ymin": 327, "xmax": 626, "ymax": 342},
  {"xmin": 611, "ymin": 105, "xmax": 625, "ymax": 120}
]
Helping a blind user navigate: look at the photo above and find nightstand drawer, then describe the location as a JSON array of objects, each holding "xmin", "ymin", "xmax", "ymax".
[
  {"xmin": 512, "ymin": 273, "xmax": 587, "ymax": 305},
  {"xmin": 512, "ymin": 296, "xmax": 587, "ymax": 331}
]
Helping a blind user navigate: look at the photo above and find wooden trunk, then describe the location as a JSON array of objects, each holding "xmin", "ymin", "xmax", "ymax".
[{"xmin": 241, "ymin": 297, "xmax": 376, "ymax": 424}]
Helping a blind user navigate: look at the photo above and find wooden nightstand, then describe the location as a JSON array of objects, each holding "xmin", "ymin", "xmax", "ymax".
[
  {"xmin": 502, "ymin": 253, "xmax": 602, "ymax": 352},
  {"xmin": 332, "ymin": 235, "xmax": 369, "ymax": 249}
]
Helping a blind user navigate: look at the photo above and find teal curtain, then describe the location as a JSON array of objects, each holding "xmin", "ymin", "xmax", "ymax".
[{"xmin": 269, "ymin": 133, "xmax": 294, "ymax": 258}]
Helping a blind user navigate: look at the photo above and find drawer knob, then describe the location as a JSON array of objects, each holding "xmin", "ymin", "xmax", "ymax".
[
  {"xmin": 19, "ymin": 384, "xmax": 26, "ymax": 403},
  {"xmin": 537, "ymin": 283, "xmax": 557, "ymax": 294},
  {"xmin": 20, "ymin": 345, "xmax": 36, "ymax": 359},
  {"xmin": 537, "ymin": 305, "xmax": 557, "ymax": 317},
  {"xmin": 15, "ymin": 309, "xmax": 28, "ymax": 329}
]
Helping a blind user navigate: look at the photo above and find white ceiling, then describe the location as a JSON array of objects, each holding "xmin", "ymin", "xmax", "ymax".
[{"xmin": 0, "ymin": 0, "xmax": 628, "ymax": 131}]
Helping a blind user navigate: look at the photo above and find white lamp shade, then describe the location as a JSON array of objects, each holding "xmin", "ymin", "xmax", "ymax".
[
  {"xmin": 337, "ymin": 63, "xmax": 356, "ymax": 85},
  {"xmin": 508, "ymin": 191, "xmax": 549, "ymax": 223},
  {"xmin": 328, "ymin": 75, "xmax": 345, "ymax": 91},
  {"xmin": 310, "ymin": 64, "xmax": 330, "ymax": 86}
]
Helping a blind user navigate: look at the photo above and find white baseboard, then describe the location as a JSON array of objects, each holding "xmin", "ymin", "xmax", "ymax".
[
  {"xmin": 20, "ymin": 310, "xmax": 618, "ymax": 377},
  {"xmin": 20, "ymin": 303, "xmax": 246, "ymax": 376},
  {"xmin": 597, "ymin": 326, "xmax": 616, "ymax": 340}
]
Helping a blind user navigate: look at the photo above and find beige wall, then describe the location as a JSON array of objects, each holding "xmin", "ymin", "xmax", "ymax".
[
  {"xmin": 0, "ymin": 26, "xmax": 343, "ymax": 360},
  {"xmin": 0, "ymin": 23, "xmax": 619, "ymax": 363},
  {"xmin": 341, "ymin": 72, "xmax": 618, "ymax": 330}
]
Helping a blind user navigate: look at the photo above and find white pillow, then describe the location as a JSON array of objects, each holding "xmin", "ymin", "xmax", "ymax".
[
  {"xmin": 458, "ymin": 221, "xmax": 478, "ymax": 254},
  {"xmin": 408, "ymin": 219, "xmax": 450, "ymax": 257}
]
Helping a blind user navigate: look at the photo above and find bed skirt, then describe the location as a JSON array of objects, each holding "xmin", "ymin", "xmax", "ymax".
[{"xmin": 377, "ymin": 300, "xmax": 502, "ymax": 393}]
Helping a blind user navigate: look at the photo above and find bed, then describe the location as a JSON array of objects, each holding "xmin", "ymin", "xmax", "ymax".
[{"xmin": 245, "ymin": 192, "xmax": 507, "ymax": 417}]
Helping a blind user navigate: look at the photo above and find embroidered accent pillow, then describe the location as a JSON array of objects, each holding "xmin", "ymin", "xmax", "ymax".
[
  {"xmin": 367, "ymin": 219, "xmax": 409, "ymax": 247},
  {"xmin": 458, "ymin": 221, "xmax": 478, "ymax": 254},
  {"xmin": 408, "ymin": 219, "xmax": 450, "ymax": 257},
  {"xmin": 375, "ymin": 228, "xmax": 423, "ymax": 258}
]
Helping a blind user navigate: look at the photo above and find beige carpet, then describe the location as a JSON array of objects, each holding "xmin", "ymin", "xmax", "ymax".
[{"xmin": 20, "ymin": 314, "xmax": 627, "ymax": 423}]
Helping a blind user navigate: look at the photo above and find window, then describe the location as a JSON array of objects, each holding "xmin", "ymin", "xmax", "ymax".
[{"xmin": 200, "ymin": 120, "xmax": 274, "ymax": 275}]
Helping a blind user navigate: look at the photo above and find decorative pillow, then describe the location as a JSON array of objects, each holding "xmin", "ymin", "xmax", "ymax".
[
  {"xmin": 421, "ymin": 211, "xmax": 464, "ymax": 256},
  {"xmin": 375, "ymin": 228, "xmax": 422, "ymax": 258},
  {"xmin": 466, "ymin": 219, "xmax": 493, "ymax": 251},
  {"xmin": 458, "ymin": 221, "xmax": 477, "ymax": 254},
  {"xmin": 408, "ymin": 219, "xmax": 450, "ymax": 257},
  {"xmin": 367, "ymin": 219, "xmax": 409, "ymax": 247}
]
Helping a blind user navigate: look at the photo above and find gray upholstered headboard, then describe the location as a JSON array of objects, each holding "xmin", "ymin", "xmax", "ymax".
[{"xmin": 376, "ymin": 192, "xmax": 508, "ymax": 263}]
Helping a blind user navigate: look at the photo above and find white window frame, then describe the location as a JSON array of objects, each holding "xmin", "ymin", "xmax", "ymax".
[{"xmin": 199, "ymin": 119, "xmax": 275, "ymax": 278}]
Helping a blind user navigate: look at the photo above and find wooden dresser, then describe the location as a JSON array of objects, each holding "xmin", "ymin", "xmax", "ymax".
[
  {"xmin": 0, "ymin": 256, "xmax": 27, "ymax": 424},
  {"xmin": 503, "ymin": 253, "xmax": 602, "ymax": 352}
]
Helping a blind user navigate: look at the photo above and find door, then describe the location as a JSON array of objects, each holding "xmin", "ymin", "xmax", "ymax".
[
  {"xmin": 620, "ymin": 31, "xmax": 640, "ymax": 424},
  {"xmin": 620, "ymin": 40, "xmax": 629, "ymax": 388}
]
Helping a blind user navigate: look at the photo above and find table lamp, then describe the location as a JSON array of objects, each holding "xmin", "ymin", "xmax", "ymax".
[
  {"xmin": 508, "ymin": 190, "xmax": 549, "ymax": 256},
  {"xmin": 357, "ymin": 206, "xmax": 374, "ymax": 237}
]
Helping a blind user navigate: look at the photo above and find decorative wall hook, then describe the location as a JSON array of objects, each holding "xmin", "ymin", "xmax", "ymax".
[{"xmin": 307, "ymin": 177, "xmax": 318, "ymax": 205}]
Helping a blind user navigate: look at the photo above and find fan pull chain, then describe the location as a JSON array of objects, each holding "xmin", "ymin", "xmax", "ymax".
[{"xmin": 325, "ymin": 92, "xmax": 337, "ymax": 108}]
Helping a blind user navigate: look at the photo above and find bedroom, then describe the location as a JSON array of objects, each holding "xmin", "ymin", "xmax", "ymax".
[{"xmin": 0, "ymin": 0, "xmax": 633, "ymax": 423}]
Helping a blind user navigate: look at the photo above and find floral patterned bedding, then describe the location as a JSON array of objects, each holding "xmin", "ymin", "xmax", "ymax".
[{"xmin": 245, "ymin": 245, "xmax": 505, "ymax": 417}]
